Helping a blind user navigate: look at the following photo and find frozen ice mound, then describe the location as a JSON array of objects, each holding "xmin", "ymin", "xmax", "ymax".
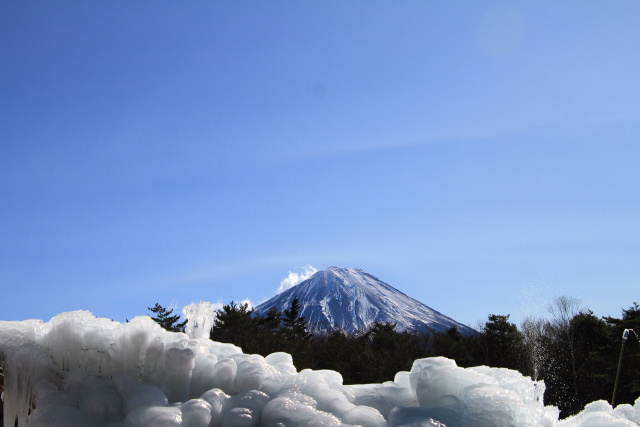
[
  {"xmin": 407, "ymin": 357, "xmax": 560, "ymax": 427},
  {"xmin": 183, "ymin": 301, "xmax": 218, "ymax": 340},
  {"xmin": 1, "ymin": 311, "xmax": 639, "ymax": 426},
  {"xmin": 556, "ymin": 399, "xmax": 640, "ymax": 427}
]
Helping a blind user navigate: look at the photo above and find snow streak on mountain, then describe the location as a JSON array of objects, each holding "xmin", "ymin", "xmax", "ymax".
[{"xmin": 255, "ymin": 267, "xmax": 475, "ymax": 335}]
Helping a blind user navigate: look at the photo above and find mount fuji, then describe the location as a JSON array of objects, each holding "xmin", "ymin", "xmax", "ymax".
[{"xmin": 255, "ymin": 267, "xmax": 475, "ymax": 335}]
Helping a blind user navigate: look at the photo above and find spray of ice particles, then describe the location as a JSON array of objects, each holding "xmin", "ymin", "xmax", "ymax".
[{"xmin": 1, "ymin": 310, "xmax": 639, "ymax": 426}]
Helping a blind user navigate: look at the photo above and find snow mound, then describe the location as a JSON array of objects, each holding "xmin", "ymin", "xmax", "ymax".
[{"xmin": 1, "ymin": 311, "xmax": 639, "ymax": 426}]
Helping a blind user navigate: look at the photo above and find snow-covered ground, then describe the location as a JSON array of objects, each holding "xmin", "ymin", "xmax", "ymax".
[{"xmin": 1, "ymin": 311, "xmax": 639, "ymax": 427}]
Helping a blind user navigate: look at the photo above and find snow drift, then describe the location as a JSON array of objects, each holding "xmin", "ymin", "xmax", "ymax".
[{"xmin": 1, "ymin": 311, "xmax": 639, "ymax": 426}]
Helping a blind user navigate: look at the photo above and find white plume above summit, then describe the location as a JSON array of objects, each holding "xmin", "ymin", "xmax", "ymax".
[
  {"xmin": 277, "ymin": 265, "xmax": 318, "ymax": 294},
  {"xmin": 256, "ymin": 267, "xmax": 475, "ymax": 335}
]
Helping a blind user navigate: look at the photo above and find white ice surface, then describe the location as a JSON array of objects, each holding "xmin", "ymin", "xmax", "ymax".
[
  {"xmin": 183, "ymin": 301, "xmax": 219, "ymax": 340},
  {"xmin": 1, "ymin": 311, "xmax": 639, "ymax": 427}
]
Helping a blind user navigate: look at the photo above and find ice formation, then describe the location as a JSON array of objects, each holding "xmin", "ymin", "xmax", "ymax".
[
  {"xmin": 1, "ymin": 311, "xmax": 639, "ymax": 426},
  {"xmin": 183, "ymin": 302, "xmax": 219, "ymax": 340}
]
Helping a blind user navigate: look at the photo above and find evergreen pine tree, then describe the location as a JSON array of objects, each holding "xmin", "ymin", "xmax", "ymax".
[
  {"xmin": 148, "ymin": 303, "xmax": 187, "ymax": 332},
  {"xmin": 432, "ymin": 326, "xmax": 476, "ymax": 367},
  {"xmin": 282, "ymin": 297, "xmax": 311, "ymax": 341},
  {"xmin": 478, "ymin": 314, "xmax": 524, "ymax": 371},
  {"xmin": 209, "ymin": 301, "xmax": 258, "ymax": 352}
]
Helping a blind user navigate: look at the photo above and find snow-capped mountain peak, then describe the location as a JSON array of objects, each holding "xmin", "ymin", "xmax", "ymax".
[{"xmin": 255, "ymin": 267, "xmax": 474, "ymax": 335}]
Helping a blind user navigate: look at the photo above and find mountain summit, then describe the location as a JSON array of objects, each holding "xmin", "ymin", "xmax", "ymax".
[{"xmin": 255, "ymin": 267, "xmax": 475, "ymax": 335}]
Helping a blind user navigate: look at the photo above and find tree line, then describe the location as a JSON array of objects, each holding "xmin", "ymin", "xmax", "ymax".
[{"xmin": 148, "ymin": 297, "xmax": 640, "ymax": 418}]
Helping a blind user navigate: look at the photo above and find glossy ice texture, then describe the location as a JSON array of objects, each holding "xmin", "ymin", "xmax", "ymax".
[{"xmin": 1, "ymin": 311, "xmax": 639, "ymax": 426}]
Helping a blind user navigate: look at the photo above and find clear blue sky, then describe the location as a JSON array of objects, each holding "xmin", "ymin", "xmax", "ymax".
[{"xmin": 2, "ymin": 2, "xmax": 639, "ymax": 328}]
